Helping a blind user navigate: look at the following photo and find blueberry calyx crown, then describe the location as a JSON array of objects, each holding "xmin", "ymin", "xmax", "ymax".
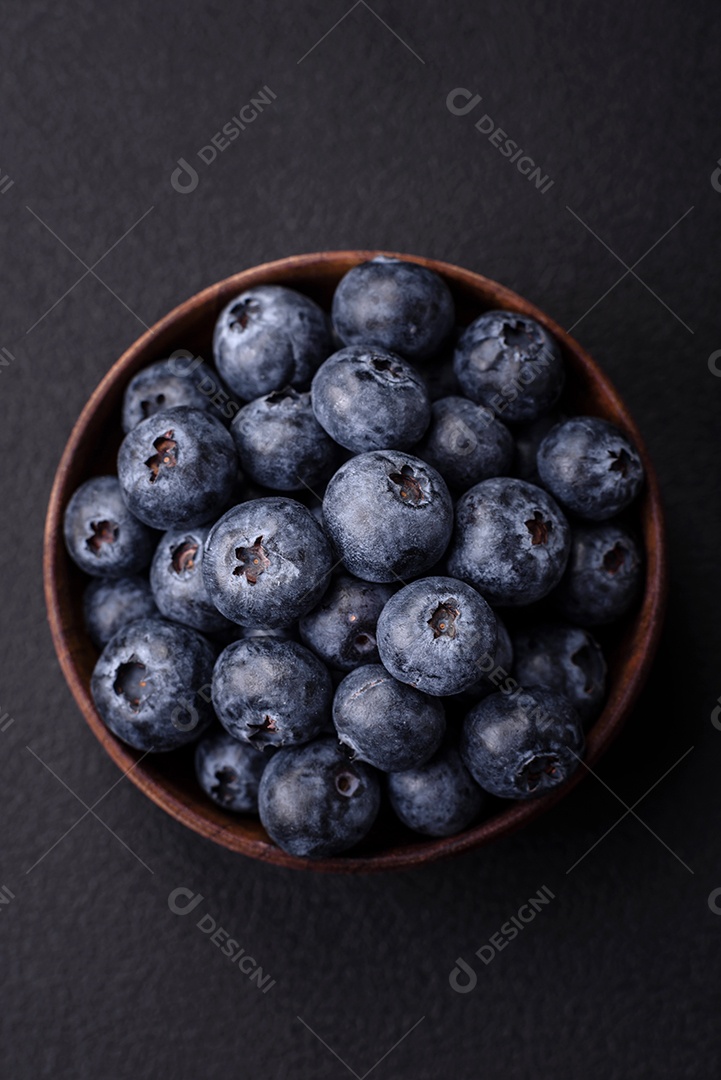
[
  {"xmin": 211, "ymin": 766, "xmax": 239, "ymax": 805},
  {"xmin": 388, "ymin": 464, "xmax": 428, "ymax": 506},
  {"xmin": 603, "ymin": 542, "xmax": 627, "ymax": 574},
  {"xmin": 608, "ymin": 448, "xmax": 632, "ymax": 477},
  {"xmin": 517, "ymin": 753, "xmax": 560, "ymax": 792},
  {"xmin": 171, "ymin": 539, "xmax": 198, "ymax": 575},
  {"xmin": 140, "ymin": 392, "xmax": 166, "ymax": 419},
  {"xmin": 232, "ymin": 537, "xmax": 270, "ymax": 585},
  {"xmin": 525, "ymin": 511, "xmax": 553, "ymax": 546},
  {"xmin": 428, "ymin": 599, "xmax": 460, "ymax": 639},
  {"xmin": 86, "ymin": 519, "xmax": 118, "ymax": 554},
  {"xmin": 335, "ymin": 770, "xmax": 360, "ymax": 797},
  {"xmin": 229, "ymin": 297, "xmax": 261, "ymax": 331},
  {"xmin": 145, "ymin": 430, "xmax": 178, "ymax": 483},
  {"xmin": 113, "ymin": 660, "xmax": 148, "ymax": 712}
]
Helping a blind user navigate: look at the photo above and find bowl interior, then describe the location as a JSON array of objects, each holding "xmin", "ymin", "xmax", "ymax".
[{"xmin": 44, "ymin": 251, "xmax": 666, "ymax": 872}]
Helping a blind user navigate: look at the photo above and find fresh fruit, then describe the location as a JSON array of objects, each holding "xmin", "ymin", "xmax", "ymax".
[
  {"xmin": 448, "ymin": 477, "xmax": 570, "ymax": 606},
  {"xmin": 375, "ymin": 576, "xmax": 497, "ymax": 696},
  {"xmin": 332, "ymin": 664, "xmax": 445, "ymax": 771},
  {"xmin": 149, "ymin": 525, "xmax": 231, "ymax": 633},
  {"xmin": 512, "ymin": 623, "xmax": 607, "ymax": 724},
  {"xmin": 195, "ymin": 730, "xmax": 267, "ymax": 813},
  {"xmin": 83, "ymin": 575, "xmax": 158, "ymax": 648},
  {"xmin": 122, "ymin": 356, "xmax": 234, "ymax": 433},
  {"xmin": 387, "ymin": 745, "xmax": 485, "ymax": 836},
  {"xmin": 258, "ymin": 736, "xmax": 381, "ymax": 857},
  {"xmin": 537, "ymin": 416, "xmax": 644, "ymax": 520},
  {"xmin": 460, "ymin": 686, "xmax": 584, "ymax": 799},
  {"xmin": 117, "ymin": 406, "xmax": 238, "ymax": 530},
  {"xmin": 553, "ymin": 521, "xmax": 643, "ymax": 625},
  {"xmin": 298, "ymin": 573, "xmax": 395, "ymax": 671},
  {"xmin": 322, "ymin": 451, "xmax": 453, "ymax": 583},
  {"xmin": 91, "ymin": 617, "xmax": 216, "ymax": 752},
  {"xmin": 416, "ymin": 395, "xmax": 513, "ymax": 489},
  {"xmin": 64, "ymin": 475, "xmax": 155, "ymax": 578}
]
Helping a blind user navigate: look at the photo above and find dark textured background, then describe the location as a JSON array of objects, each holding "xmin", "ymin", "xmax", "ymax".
[{"xmin": 2, "ymin": 1, "xmax": 720, "ymax": 1076}]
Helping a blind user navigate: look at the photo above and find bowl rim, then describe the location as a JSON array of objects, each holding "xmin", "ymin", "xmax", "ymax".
[{"xmin": 44, "ymin": 250, "xmax": 667, "ymax": 873}]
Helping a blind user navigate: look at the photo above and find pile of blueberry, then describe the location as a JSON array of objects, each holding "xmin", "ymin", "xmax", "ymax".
[{"xmin": 64, "ymin": 256, "xmax": 645, "ymax": 859}]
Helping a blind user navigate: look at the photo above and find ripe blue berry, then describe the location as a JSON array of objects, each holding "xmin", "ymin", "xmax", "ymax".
[
  {"xmin": 332, "ymin": 256, "xmax": 455, "ymax": 361},
  {"xmin": 122, "ymin": 357, "xmax": 235, "ymax": 433},
  {"xmin": 376, "ymin": 576, "xmax": 498, "ymax": 696},
  {"xmin": 322, "ymin": 451, "xmax": 453, "ymax": 583},
  {"xmin": 537, "ymin": 417, "xmax": 644, "ymax": 520},
  {"xmin": 387, "ymin": 745, "xmax": 485, "ymax": 836},
  {"xmin": 416, "ymin": 395, "xmax": 513, "ymax": 489},
  {"xmin": 258, "ymin": 736, "xmax": 381, "ymax": 857},
  {"xmin": 553, "ymin": 521, "xmax": 643, "ymax": 625},
  {"xmin": 195, "ymin": 730, "xmax": 268, "ymax": 813},
  {"xmin": 333, "ymin": 664, "xmax": 445, "ymax": 771},
  {"xmin": 512, "ymin": 623, "xmax": 607, "ymax": 724},
  {"xmin": 461, "ymin": 687, "xmax": 584, "ymax": 799},
  {"xmin": 203, "ymin": 498, "xmax": 333, "ymax": 627},
  {"xmin": 83, "ymin": 575, "xmax": 158, "ymax": 648},
  {"xmin": 213, "ymin": 285, "xmax": 333, "ymax": 400},
  {"xmin": 311, "ymin": 345, "xmax": 431, "ymax": 452},
  {"xmin": 298, "ymin": 573, "xmax": 395, "ymax": 671},
  {"xmin": 64, "ymin": 476, "xmax": 155, "ymax": 578},
  {"xmin": 91, "ymin": 618, "xmax": 216, "ymax": 752},
  {"xmin": 117, "ymin": 406, "xmax": 238, "ymax": 530},
  {"xmin": 448, "ymin": 477, "xmax": 570, "ymax": 606},
  {"xmin": 150, "ymin": 525, "xmax": 232, "ymax": 633}
]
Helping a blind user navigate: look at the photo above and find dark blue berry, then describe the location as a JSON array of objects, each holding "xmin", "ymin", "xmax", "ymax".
[
  {"xmin": 553, "ymin": 521, "xmax": 643, "ymax": 625},
  {"xmin": 258, "ymin": 736, "xmax": 381, "ymax": 857},
  {"xmin": 537, "ymin": 417, "xmax": 644, "ymax": 520},
  {"xmin": 117, "ymin": 406, "xmax": 238, "ymax": 530},
  {"xmin": 212, "ymin": 638, "xmax": 332, "ymax": 748},
  {"xmin": 322, "ymin": 451, "xmax": 453, "ymax": 583},
  {"xmin": 230, "ymin": 387, "xmax": 339, "ymax": 491},
  {"xmin": 64, "ymin": 476, "xmax": 155, "ymax": 578},
  {"xmin": 83, "ymin": 575, "xmax": 158, "ymax": 648},
  {"xmin": 376, "ymin": 576, "xmax": 497, "ymax": 696},
  {"xmin": 512, "ymin": 623, "xmax": 607, "ymax": 724},
  {"xmin": 460, "ymin": 687, "xmax": 584, "ymax": 799},
  {"xmin": 298, "ymin": 573, "xmax": 395, "ymax": 671},
  {"xmin": 451, "ymin": 613, "xmax": 514, "ymax": 704},
  {"xmin": 213, "ymin": 285, "xmax": 333, "ymax": 400},
  {"xmin": 310, "ymin": 345, "xmax": 431, "ymax": 452},
  {"xmin": 150, "ymin": 525, "xmax": 232, "ymax": 633},
  {"xmin": 416, "ymin": 396, "xmax": 513, "ymax": 489},
  {"xmin": 91, "ymin": 617, "xmax": 216, "ymax": 752},
  {"xmin": 387, "ymin": 745, "xmax": 485, "ymax": 836},
  {"xmin": 448, "ymin": 477, "xmax": 570, "ymax": 606},
  {"xmin": 332, "ymin": 256, "xmax": 455, "ymax": 361},
  {"xmin": 195, "ymin": 730, "xmax": 267, "ymax": 812},
  {"xmin": 333, "ymin": 664, "xmax": 445, "ymax": 771},
  {"xmin": 122, "ymin": 357, "xmax": 236, "ymax": 433},
  {"xmin": 454, "ymin": 310, "xmax": 564, "ymax": 422},
  {"xmin": 203, "ymin": 498, "xmax": 333, "ymax": 627}
]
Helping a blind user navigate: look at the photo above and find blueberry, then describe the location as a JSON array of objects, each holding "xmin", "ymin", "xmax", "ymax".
[
  {"xmin": 460, "ymin": 687, "xmax": 584, "ymax": 799},
  {"xmin": 511, "ymin": 412, "xmax": 563, "ymax": 484},
  {"xmin": 230, "ymin": 387, "xmax": 339, "ymax": 491},
  {"xmin": 212, "ymin": 638, "xmax": 332, "ymax": 748},
  {"xmin": 203, "ymin": 497, "xmax": 333, "ymax": 627},
  {"xmin": 83, "ymin": 575, "xmax": 159, "ymax": 648},
  {"xmin": 376, "ymin": 576, "xmax": 497, "ymax": 696},
  {"xmin": 537, "ymin": 417, "xmax": 644, "ymax": 520},
  {"xmin": 122, "ymin": 357, "xmax": 236, "ymax": 433},
  {"xmin": 332, "ymin": 256, "xmax": 455, "ymax": 361},
  {"xmin": 448, "ymin": 477, "xmax": 570, "ymax": 606},
  {"xmin": 310, "ymin": 346, "xmax": 431, "ymax": 452},
  {"xmin": 64, "ymin": 476, "xmax": 155, "ymax": 578},
  {"xmin": 333, "ymin": 664, "xmax": 445, "ymax": 771},
  {"xmin": 117, "ymin": 406, "xmax": 238, "ymax": 530},
  {"xmin": 258, "ymin": 736, "xmax": 381, "ymax": 857},
  {"xmin": 213, "ymin": 285, "xmax": 333, "ymax": 400},
  {"xmin": 150, "ymin": 525, "xmax": 232, "ymax": 633},
  {"xmin": 298, "ymin": 573, "xmax": 395, "ymax": 671},
  {"xmin": 454, "ymin": 310, "xmax": 564, "ymax": 422},
  {"xmin": 322, "ymin": 451, "xmax": 453, "ymax": 583},
  {"xmin": 512, "ymin": 623, "xmax": 607, "ymax": 724},
  {"xmin": 387, "ymin": 745, "xmax": 485, "ymax": 836},
  {"xmin": 91, "ymin": 617, "xmax": 216, "ymax": 752},
  {"xmin": 416, "ymin": 396, "xmax": 513, "ymax": 489},
  {"xmin": 553, "ymin": 521, "xmax": 643, "ymax": 625},
  {"xmin": 195, "ymin": 730, "xmax": 267, "ymax": 813}
]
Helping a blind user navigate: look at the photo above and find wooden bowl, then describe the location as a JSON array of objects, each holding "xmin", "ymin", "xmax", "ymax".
[{"xmin": 44, "ymin": 251, "xmax": 667, "ymax": 873}]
